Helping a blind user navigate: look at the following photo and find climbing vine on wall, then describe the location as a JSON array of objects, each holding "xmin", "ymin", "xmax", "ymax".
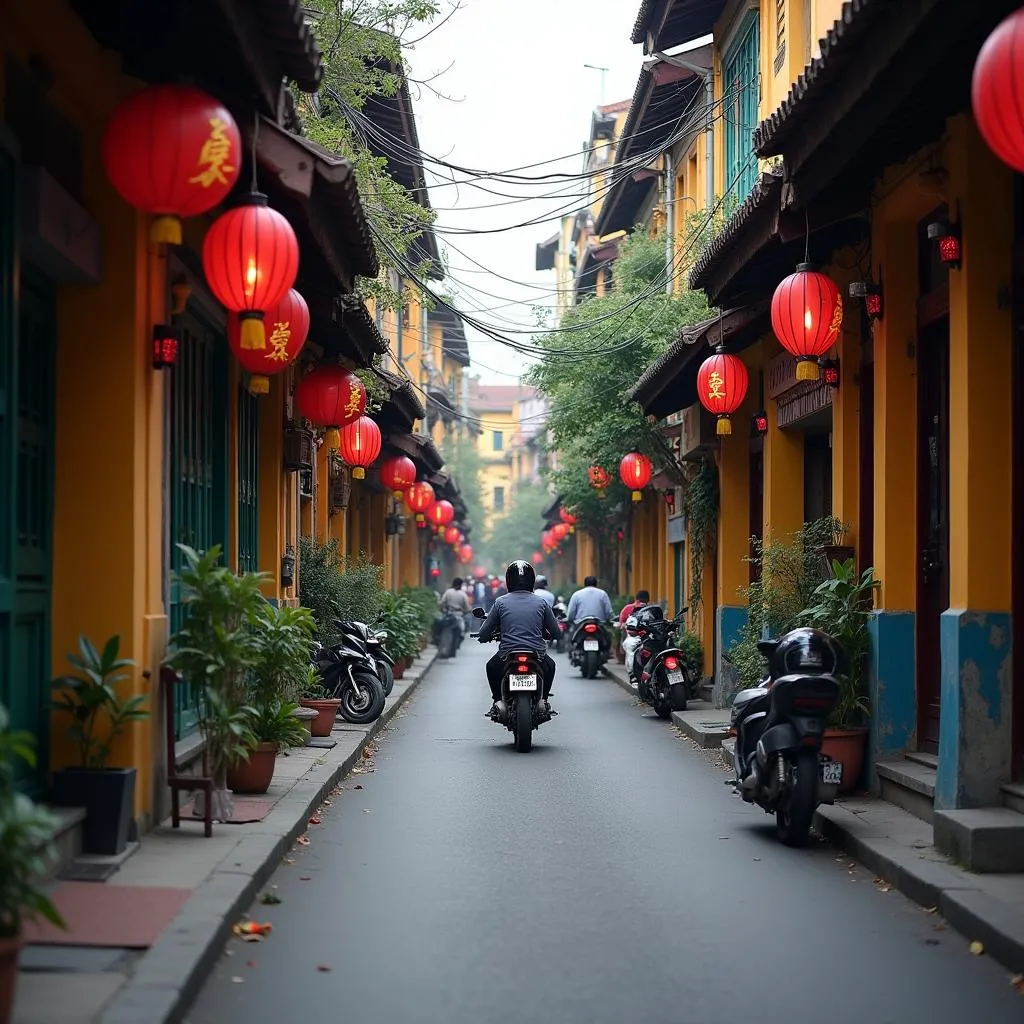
[{"xmin": 685, "ymin": 458, "xmax": 719, "ymax": 611}]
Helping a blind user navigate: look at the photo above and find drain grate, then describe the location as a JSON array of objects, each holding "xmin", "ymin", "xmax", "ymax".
[{"xmin": 58, "ymin": 861, "xmax": 119, "ymax": 883}]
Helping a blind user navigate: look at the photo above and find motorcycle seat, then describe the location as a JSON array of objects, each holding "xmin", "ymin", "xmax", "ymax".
[{"xmin": 732, "ymin": 686, "xmax": 770, "ymax": 712}]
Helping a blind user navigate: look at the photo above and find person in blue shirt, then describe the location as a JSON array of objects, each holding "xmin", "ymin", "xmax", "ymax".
[
  {"xmin": 534, "ymin": 575, "xmax": 555, "ymax": 608},
  {"xmin": 477, "ymin": 560, "xmax": 560, "ymax": 718},
  {"xmin": 565, "ymin": 575, "xmax": 613, "ymax": 625}
]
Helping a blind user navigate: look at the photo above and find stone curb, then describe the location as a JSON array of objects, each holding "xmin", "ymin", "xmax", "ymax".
[
  {"xmin": 602, "ymin": 661, "xmax": 635, "ymax": 695},
  {"xmin": 813, "ymin": 803, "xmax": 1024, "ymax": 976},
  {"xmin": 96, "ymin": 648, "xmax": 439, "ymax": 1024}
]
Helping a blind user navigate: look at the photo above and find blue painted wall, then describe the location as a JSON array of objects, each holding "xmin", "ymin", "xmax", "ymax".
[
  {"xmin": 866, "ymin": 610, "xmax": 916, "ymax": 790},
  {"xmin": 935, "ymin": 609, "xmax": 1012, "ymax": 809},
  {"xmin": 714, "ymin": 605, "xmax": 748, "ymax": 708}
]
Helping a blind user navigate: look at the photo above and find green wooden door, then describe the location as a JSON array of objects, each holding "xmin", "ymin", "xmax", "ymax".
[
  {"xmin": 723, "ymin": 12, "xmax": 760, "ymax": 202},
  {"xmin": 237, "ymin": 387, "xmax": 259, "ymax": 575},
  {"xmin": 168, "ymin": 303, "xmax": 228, "ymax": 740}
]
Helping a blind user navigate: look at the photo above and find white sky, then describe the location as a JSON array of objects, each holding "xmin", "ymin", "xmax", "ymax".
[{"xmin": 406, "ymin": 0, "xmax": 645, "ymax": 384}]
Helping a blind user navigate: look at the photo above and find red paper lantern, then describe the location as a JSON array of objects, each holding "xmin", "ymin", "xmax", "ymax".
[
  {"xmin": 771, "ymin": 264, "xmax": 843, "ymax": 381},
  {"xmin": 337, "ymin": 416, "xmax": 382, "ymax": 480},
  {"xmin": 559, "ymin": 509, "xmax": 576, "ymax": 525},
  {"xmin": 619, "ymin": 452, "xmax": 652, "ymax": 502},
  {"xmin": 427, "ymin": 500, "xmax": 455, "ymax": 529},
  {"xmin": 531, "ymin": 551, "xmax": 543, "ymax": 565},
  {"xmin": 588, "ymin": 465, "xmax": 610, "ymax": 497},
  {"xmin": 473, "ymin": 567, "xmax": 486, "ymax": 579},
  {"xmin": 379, "ymin": 455, "xmax": 416, "ymax": 498},
  {"xmin": 102, "ymin": 84, "xmax": 241, "ymax": 245},
  {"xmin": 973, "ymin": 9, "xmax": 1024, "ymax": 173},
  {"xmin": 202, "ymin": 193, "xmax": 299, "ymax": 351},
  {"xmin": 404, "ymin": 481, "xmax": 436, "ymax": 525},
  {"xmin": 294, "ymin": 366, "xmax": 367, "ymax": 450},
  {"xmin": 459, "ymin": 544, "xmax": 473, "ymax": 564},
  {"xmin": 551, "ymin": 522, "xmax": 570, "ymax": 542},
  {"xmin": 444, "ymin": 525, "xmax": 461, "ymax": 545},
  {"xmin": 696, "ymin": 346, "xmax": 749, "ymax": 436},
  {"xmin": 227, "ymin": 288, "xmax": 309, "ymax": 395}
]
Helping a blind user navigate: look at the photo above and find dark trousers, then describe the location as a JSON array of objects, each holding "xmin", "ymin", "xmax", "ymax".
[{"xmin": 486, "ymin": 652, "xmax": 555, "ymax": 701}]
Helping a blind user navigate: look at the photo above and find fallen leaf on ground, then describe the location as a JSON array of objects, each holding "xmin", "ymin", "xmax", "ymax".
[
  {"xmin": 363, "ymin": 808, "xmax": 371, "ymax": 813},
  {"xmin": 258, "ymin": 892, "xmax": 282, "ymax": 905},
  {"xmin": 300, "ymin": 875, "xmax": 312, "ymax": 881},
  {"xmin": 1010, "ymin": 975, "xmax": 1024, "ymax": 994},
  {"xmin": 246, "ymin": 960, "xmax": 257, "ymax": 967},
  {"xmin": 752, "ymin": 857, "xmax": 761, "ymax": 862},
  {"xmin": 296, "ymin": 835, "xmax": 311, "ymax": 846},
  {"xmin": 317, "ymin": 964, "xmax": 332, "ymax": 972},
  {"xmin": 354, "ymin": 784, "xmax": 363, "ymax": 790},
  {"xmin": 282, "ymin": 857, "xmax": 295, "ymax": 865},
  {"xmin": 308, "ymin": 815, "xmax": 322, "ymax": 825},
  {"xmin": 970, "ymin": 940, "xmax": 985, "ymax": 956},
  {"xmin": 233, "ymin": 921, "xmax": 272, "ymax": 939},
  {"xmin": 231, "ymin": 977, "xmax": 245, "ymax": 984},
  {"xmin": 924, "ymin": 906, "xmax": 938, "ymax": 914}
]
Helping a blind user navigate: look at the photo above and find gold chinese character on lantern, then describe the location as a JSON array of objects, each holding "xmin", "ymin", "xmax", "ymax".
[
  {"xmin": 344, "ymin": 387, "xmax": 362, "ymax": 419},
  {"xmin": 266, "ymin": 321, "xmax": 291, "ymax": 362},
  {"xmin": 707, "ymin": 370, "xmax": 726, "ymax": 401},
  {"xmin": 189, "ymin": 118, "xmax": 237, "ymax": 188},
  {"xmin": 826, "ymin": 298, "xmax": 843, "ymax": 343}
]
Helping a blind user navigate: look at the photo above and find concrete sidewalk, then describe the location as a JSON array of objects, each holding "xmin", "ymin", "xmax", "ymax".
[
  {"xmin": 13, "ymin": 647, "xmax": 439, "ymax": 1024},
  {"xmin": 716, "ymin": 738, "xmax": 1024, "ymax": 977}
]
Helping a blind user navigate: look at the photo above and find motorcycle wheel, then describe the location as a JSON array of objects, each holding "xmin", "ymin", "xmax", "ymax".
[
  {"xmin": 514, "ymin": 697, "xmax": 533, "ymax": 753},
  {"xmin": 378, "ymin": 660, "xmax": 395, "ymax": 697},
  {"xmin": 438, "ymin": 626, "xmax": 456, "ymax": 659},
  {"xmin": 339, "ymin": 669, "xmax": 386, "ymax": 724},
  {"xmin": 776, "ymin": 750, "xmax": 818, "ymax": 847},
  {"xmin": 582, "ymin": 651, "xmax": 598, "ymax": 679},
  {"xmin": 654, "ymin": 699, "xmax": 672, "ymax": 720}
]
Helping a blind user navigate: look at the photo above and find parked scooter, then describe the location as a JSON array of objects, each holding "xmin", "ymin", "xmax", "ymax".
[
  {"xmin": 434, "ymin": 610, "xmax": 463, "ymax": 660},
  {"xmin": 366, "ymin": 626, "xmax": 395, "ymax": 696},
  {"xmin": 471, "ymin": 607, "xmax": 554, "ymax": 752},
  {"xmin": 550, "ymin": 598, "xmax": 569, "ymax": 653},
  {"xmin": 310, "ymin": 620, "xmax": 387, "ymax": 724},
  {"xmin": 568, "ymin": 616, "xmax": 612, "ymax": 678},
  {"xmin": 728, "ymin": 627, "xmax": 846, "ymax": 847},
  {"xmin": 625, "ymin": 605, "xmax": 698, "ymax": 718}
]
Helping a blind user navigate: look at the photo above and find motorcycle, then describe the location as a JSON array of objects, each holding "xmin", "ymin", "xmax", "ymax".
[
  {"xmin": 471, "ymin": 607, "xmax": 555, "ymax": 752},
  {"xmin": 310, "ymin": 620, "xmax": 387, "ymax": 724},
  {"xmin": 568, "ymin": 616, "xmax": 612, "ymax": 678},
  {"xmin": 434, "ymin": 609, "xmax": 463, "ymax": 660},
  {"xmin": 625, "ymin": 605, "xmax": 697, "ymax": 718},
  {"xmin": 728, "ymin": 627, "xmax": 845, "ymax": 847},
  {"xmin": 550, "ymin": 600, "xmax": 568, "ymax": 653},
  {"xmin": 366, "ymin": 626, "xmax": 395, "ymax": 696}
]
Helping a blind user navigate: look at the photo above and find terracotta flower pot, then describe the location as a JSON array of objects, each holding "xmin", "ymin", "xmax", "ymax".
[
  {"xmin": 393, "ymin": 660, "xmax": 406, "ymax": 680},
  {"xmin": 821, "ymin": 728, "xmax": 867, "ymax": 795},
  {"xmin": 0, "ymin": 933, "xmax": 23, "ymax": 1023},
  {"xmin": 227, "ymin": 742, "xmax": 279, "ymax": 795},
  {"xmin": 300, "ymin": 698, "xmax": 341, "ymax": 737}
]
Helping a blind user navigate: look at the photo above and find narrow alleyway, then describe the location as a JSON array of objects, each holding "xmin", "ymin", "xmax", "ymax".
[{"xmin": 189, "ymin": 645, "xmax": 1023, "ymax": 1024}]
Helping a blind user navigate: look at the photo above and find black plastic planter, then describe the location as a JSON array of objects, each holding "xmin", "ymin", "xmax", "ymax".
[{"xmin": 53, "ymin": 766, "xmax": 136, "ymax": 856}]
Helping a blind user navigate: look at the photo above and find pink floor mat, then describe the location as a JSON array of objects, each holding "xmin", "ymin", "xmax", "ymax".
[{"xmin": 178, "ymin": 795, "xmax": 276, "ymax": 823}]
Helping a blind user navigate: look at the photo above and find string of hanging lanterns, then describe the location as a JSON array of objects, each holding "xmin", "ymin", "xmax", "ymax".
[
  {"xmin": 337, "ymin": 415, "xmax": 382, "ymax": 479},
  {"xmin": 770, "ymin": 264, "xmax": 843, "ymax": 381},
  {"xmin": 379, "ymin": 455, "xmax": 417, "ymax": 497},
  {"xmin": 619, "ymin": 452, "xmax": 652, "ymax": 502},
  {"xmin": 404, "ymin": 481, "xmax": 436, "ymax": 527},
  {"xmin": 696, "ymin": 345, "xmax": 748, "ymax": 435},
  {"xmin": 294, "ymin": 366, "xmax": 367, "ymax": 451},
  {"xmin": 227, "ymin": 288, "xmax": 309, "ymax": 395}
]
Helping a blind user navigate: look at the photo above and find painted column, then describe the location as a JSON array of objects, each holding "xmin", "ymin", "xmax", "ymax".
[
  {"xmin": 868, "ymin": 212, "xmax": 919, "ymax": 779},
  {"xmin": 831, "ymin": 297, "xmax": 860, "ymax": 547},
  {"xmin": 763, "ymin": 344, "xmax": 804, "ymax": 540},
  {"xmin": 256, "ymin": 383, "xmax": 285, "ymax": 602},
  {"xmin": 936, "ymin": 115, "xmax": 1014, "ymax": 810}
]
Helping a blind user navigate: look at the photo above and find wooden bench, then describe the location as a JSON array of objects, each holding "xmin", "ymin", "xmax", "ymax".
[{"xmin": 161, "ymin": 665, "xmax": 213, "ymax": 837}]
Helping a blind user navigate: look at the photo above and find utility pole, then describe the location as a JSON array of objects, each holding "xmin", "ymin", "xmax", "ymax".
[{"xmin": 583, "ymin": 64, "xmax": 609, "ymax": 106}]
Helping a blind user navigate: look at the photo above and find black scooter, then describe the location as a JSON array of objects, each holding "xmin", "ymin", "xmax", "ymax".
[
  {"xmin": 568, "ymin": 617, "xmax": 612, "ymax": 678},
  {"xmin": 626, "ymin": 606, "xmax": 697, "ymax": 718},
  {"xmin": 310, "ymin": 620, "xmax": 386, "ymax": 724},
  {"xmin": 728, "ymin": 627, "xmax": 845, "ymax": 847}
]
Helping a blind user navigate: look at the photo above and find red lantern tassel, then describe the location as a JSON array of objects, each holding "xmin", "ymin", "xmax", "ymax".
[
  {"xmin": 324, "ymin": 427, "xmax": 341, "ymax": 450},
  {"xmin": 150, "ymin": 215, "xmax": 183, "ymax": 246},
  {"xmin": 796, "ymin": 358, "xmax": 819, "ymax": 381},
  {"xmin": 248, "ymin": 375, "xmax": 270, "ymax": 396},
  {"xmin": 631, "ymin": 490, "xmax": 642, "ymax": 503},
  {"xmin": 717, "ymin": 415, "xmax": 732, "ymax": 436},
  {"xmin": 239, "ymin": 311, "xmax": 266, "ymax": 350},
  {"xmin": 352, "ymin": 467, "xmax": 366, "ymax": 480}
]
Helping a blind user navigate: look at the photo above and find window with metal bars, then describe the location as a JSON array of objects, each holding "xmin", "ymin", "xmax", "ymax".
[
  {"xmin": 237, "ymin": 386, "xmax": 260, "ymax": 575},
  {"xmin": 168, "ymin": 302, "xmax": 229, "ymax": 740},
  {"xmin": 723, "ymin": 12, "xmax": 761, "ymax": 203}
]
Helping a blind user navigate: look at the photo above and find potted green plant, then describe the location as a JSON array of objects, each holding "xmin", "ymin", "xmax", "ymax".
[
  {"xmin": 0, "ymin": 701, "xmax": 65, "ymax": 1019},
  {"xmin": 299, "ymin": 668, "xmax": 339, "ymax": 738},
  {"xmin": 228, "ymin": 603, "xmax": 316, "ymax": 794},
  {"xmin": 797, "ymin": 558, "xmax": 880, "ymax": 793},
  {"xmin": 166, "ymin": 544, "xmax": 267, "ymax": 822},
  {"xmin": 51, "ymin": 635, "xmax": 150, "ymax": 855}
]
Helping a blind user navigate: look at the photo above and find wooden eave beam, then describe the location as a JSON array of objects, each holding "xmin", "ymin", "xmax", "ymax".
[{"xmin": 213, "ymin": 0, "xmax": 285, "ymax": 114}]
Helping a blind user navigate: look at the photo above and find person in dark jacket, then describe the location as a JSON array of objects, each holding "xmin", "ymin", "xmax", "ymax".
[{"xmin": 477, "ymin": 560, "xmax": 559, "ymax": 718}]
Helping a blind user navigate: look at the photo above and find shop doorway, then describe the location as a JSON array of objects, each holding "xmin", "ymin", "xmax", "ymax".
[
  {"xmin": 803, "ymin": 429, "xmax": 832, "ymax": 523},
  {"xmin": 1012, "ymin": 175, "xmax": 1024, "ymax": 780}
]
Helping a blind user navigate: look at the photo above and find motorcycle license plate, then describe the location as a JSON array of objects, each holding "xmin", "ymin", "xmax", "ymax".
[
  {"xmin": 667, "ymin": 670, "xmax": 684, "ymax": 684},
  {"xmin": 509, "ymin": 674, "xmax": 538, "ymax": 691},
  {"xmin": 820, "ymin": 760, "xmax": 843, "ymax": 785},
  {"xmin": 583, "ymin": 640, "xmax": 600, "ymax": 651}
]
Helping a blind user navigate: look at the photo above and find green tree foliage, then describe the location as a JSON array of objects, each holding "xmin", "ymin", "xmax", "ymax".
[
  {"xmin": 299, "ymin": 0, "xmax": 444, "ymax": 307},
  {"xmin": 438, "ymin": 431, "xmax": 486, "ymax": 542},
  {"xmin": 528, "ymin": 231, "xmax": 711, "ymax": 546},
  {"xmin": 483, "ymin": 482, "xmax": 552, "ymax": 566}
]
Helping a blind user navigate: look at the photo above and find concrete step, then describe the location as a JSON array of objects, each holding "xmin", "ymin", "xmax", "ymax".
[
  {"xmin": 44, "ymin": 805, "xmax": 86, "ymax": 880},
  {"xmin": 875, "ymin": 756, "xmax": 936, "ymax": 824},
  {"xmin": 670, "ymin": 702, "xmax": 731, "ymax": 748},
  {"xmin": 934, "ymin": 807, "xmax": 1024, "ymax": 873},
  {"xmin": 1001, "ymin": 782, "xmax": 1024, "ymax": 815},
  {"xmin": 905, "ymin": 751, "xmax": 939, "ymax": 770}
]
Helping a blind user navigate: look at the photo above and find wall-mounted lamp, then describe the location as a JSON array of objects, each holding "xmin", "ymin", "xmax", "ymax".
[
  {"xmin": 751, "ymin": 411, "xmax": 768, "ymax": 436},
  {"xmin": 820, "ymin": 358, "xmax": 841, "ymax": 389},
  {"xmin": 280, "ymin": 544, "xmax": 296, "ymax": 589},
  {"xmin": 926, "ymin": 215, "xmax": 962, "ymax": 270},
  {"xmin": 849, "ymin": 279, "xmax": 883, "ymax": 321},
  {"xmin": 152, "ymin": 324, "xmax": 180, "ymax": 370}
]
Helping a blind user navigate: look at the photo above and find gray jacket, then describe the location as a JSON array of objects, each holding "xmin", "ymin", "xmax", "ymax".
[{"xmin": 477, "ymin": 591, "xmax": 560, "ymax": 657}]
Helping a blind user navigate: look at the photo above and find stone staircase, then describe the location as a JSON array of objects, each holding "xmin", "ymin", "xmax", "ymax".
[{"xmin": 875, "ymin": 751, "xmax": 1024, "ymax": 873}]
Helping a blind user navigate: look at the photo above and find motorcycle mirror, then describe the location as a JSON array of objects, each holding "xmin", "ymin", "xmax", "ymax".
[{"xmin": 472, "ymin": 607, "xmax": 486, "ymax": 619}]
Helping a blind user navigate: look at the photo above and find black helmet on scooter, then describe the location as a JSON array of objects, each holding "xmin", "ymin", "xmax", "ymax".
[
  {"xmin": 505, "ymin": 560, "xmax": 536, "ymax": 593},
  {"xmin": 634, "ymin": 604, "xmax": 665, "ymax": 625},
  {"xmin": 768, "ymin": 627, "xmax": 847, "ymax": 679},
  {"xmin": 535, "ymin": 575, "xmax": 548, "ymax": 589}
]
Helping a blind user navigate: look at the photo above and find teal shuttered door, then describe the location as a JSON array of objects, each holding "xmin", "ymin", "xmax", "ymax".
[
  {"xmin": 723, "ymin": 13, "xmax": 760, "ymax": 203},
  {"xmin": 237, "ymin": 387, "xmax": 259, "ymax": 575},
  {"xmin": 168, "ymin": 303, "xmax": 229, "ymax": 740}
]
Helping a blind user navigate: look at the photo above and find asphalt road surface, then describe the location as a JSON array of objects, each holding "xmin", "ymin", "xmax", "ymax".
[{"xmin": 189, "ymin": 642, "xmax": 1024, "ymax": 1024}]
